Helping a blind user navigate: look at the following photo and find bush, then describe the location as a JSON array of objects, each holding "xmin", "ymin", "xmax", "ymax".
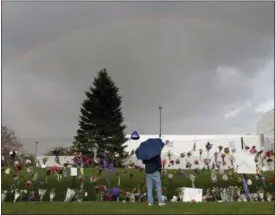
[{"xmin": 1, "ymin": 168, "xmax": 273, "ymax": 202}]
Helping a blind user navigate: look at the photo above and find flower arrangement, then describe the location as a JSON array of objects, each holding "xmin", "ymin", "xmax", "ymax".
[
  {"xmin": 186, "ymin": 162, "xmax": 192, "ymax": 169},
  {"xmin": 199, "ymin": 149, "xmax": 203, "ymax": 159},
  {"xmin": 49, "ymin": 189, "xmax": 56, "ymax": 202},
  {"xmin": 180, "ymin": 152, "xmax": 185, "ymax": 158},
  {"xmin": 2, "ymin": 190, "xmax": 8, "ymax": 202},
  {"xmin": 38, "ymin": 189, "xmax": 47, "ymax": 201}
]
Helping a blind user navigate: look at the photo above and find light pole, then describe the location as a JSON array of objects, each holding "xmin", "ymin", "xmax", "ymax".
[
  {"xmin": 35, "ymin": 141, "xmax": 39, "ymax": 158},
  {"xmin": 158, "ymin": 106, "xmax": 162, "ymax": 137}
]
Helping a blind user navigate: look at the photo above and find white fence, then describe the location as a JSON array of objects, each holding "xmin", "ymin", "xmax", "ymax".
[{"xmin": 36, "ymin": 134, "xmax": 274, "ymax": 174}]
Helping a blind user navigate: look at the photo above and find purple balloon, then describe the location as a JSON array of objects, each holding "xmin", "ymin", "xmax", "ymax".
[
  {"xmin": 112, "ymin": 188, "xmax": 120, "ymax": 197},
  {"xmin": 131, "ymin": 131, "xmax": 140, "ymax": 140}
]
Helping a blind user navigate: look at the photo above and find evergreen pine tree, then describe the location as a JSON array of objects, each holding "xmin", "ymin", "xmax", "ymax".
[{"xmin": 74, "ymin": 69, "xmax": 128, "ymax": 166}]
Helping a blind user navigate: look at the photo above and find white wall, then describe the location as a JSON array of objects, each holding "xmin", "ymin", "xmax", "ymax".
[
  {"xmin": 125, "ymin": 134, "xmax": 267, "ymax": 174},
  {"xmin": 125, "ymin": 134, "xmax": 261, "ymax": 156},
  {"xmin": 36, "ymin": 135, "xmax": 273, "ymax": 174}
]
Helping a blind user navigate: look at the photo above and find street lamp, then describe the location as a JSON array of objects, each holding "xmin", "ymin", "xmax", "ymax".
[
  {"xmin": 158, "ymin": 106, "xmax": 162, "ymax": 138},
  {"xmin": 35, "ymin": 141, "xmax": 39, "ymax": 158}
]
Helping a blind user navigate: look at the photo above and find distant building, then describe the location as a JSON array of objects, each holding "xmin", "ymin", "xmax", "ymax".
[
  {"xmin": 256, "ymin": 109, "xmax": 274, "ymax": 135},
  {"xmin": 256, "ymin": 109, "xmax": 274, "ymax": 151}
]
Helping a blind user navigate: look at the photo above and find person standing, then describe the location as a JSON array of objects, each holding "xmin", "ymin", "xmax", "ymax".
[{"xmin": 143, "ymin": 154, "xmax": 165, "ymax": 206}]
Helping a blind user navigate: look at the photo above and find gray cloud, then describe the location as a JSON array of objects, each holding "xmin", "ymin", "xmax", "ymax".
[{"xmin": 2, "ymin": 2, "xmax": 274, "ymax": 154}]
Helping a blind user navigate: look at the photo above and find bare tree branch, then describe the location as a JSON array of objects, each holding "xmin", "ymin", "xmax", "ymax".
[{"xmin": 1, "ymin": 125, "xmax": 23, "ymax": 153}]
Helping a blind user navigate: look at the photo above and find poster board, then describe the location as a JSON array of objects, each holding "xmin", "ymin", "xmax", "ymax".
[
  {"xmin": 182, "ymin": 187, "xmax": 203, "ymax": 202},
  {"xmin": 70, "ymin": 168, "xmax": 78, "ymax": 176},
  {"xmin": 235, "ymin": 153, "xmax": 256, "ymax": 174}
]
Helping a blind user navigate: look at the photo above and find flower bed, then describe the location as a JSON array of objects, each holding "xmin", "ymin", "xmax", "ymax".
[{"xmin": 1, "ymin": 167, "xmax": 274, "ymax": 202}]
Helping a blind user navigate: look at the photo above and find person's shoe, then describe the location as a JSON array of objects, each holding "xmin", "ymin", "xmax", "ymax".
[
  {"xmin": 148, "ymin": 203, "xmax": 153, "ymax": 206},
  {"xmin": 159, "ymin": 203, "xmax": 166, "ymax": 206}
]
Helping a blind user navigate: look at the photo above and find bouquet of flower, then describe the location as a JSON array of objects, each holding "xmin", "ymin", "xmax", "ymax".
[
  {"xmin": 20, "ymin": 190, "xmax": 28, "ymax": 201},
  {"xmin": 266, "ymin": 192, "xmax": 272, "ymax": 202},
  {"xmin": 189, "ymin": 174, "xmax": 196, "ymax": 188},
  {"xmin": 49, "ymin": 189, "xmax": 56, "ymax": 202},
  {"xmin": 211, "ymin": 168, "xmax": 217, "ymax": 183},
  {"xmin": 75, "ymin": 189, "xmax": 85, "ymax": 202},
  {"xmin": 167, "ymin": 151, "xmax": 172, "ymax": 160},
  {"xmin": 28, "ymin": 191, "xmax": 36, "ymax": 201},
  {"xmin": 180, "ymin": 152, "xmax": 185, "ymax": 158},
  {"xmin": 205, "ymin": 142, "xmax": 212, "ymax": 154},
  {"xmin": 167, "ymin": 173, "xmax": 174, "ymax": 182},
  {"xmin": 95, "ymin": 185, "xmax": 107, "ymax": 201},
  {"xmin": 169, "ymin": 160, "xmax": 175, "ymax": 167},
  {"xmin": 5, "ymin": 168, "xmax": 11, "ymax": 175},
  {"xmin": 204, "ymin": 159, "xmax": 211, "ymax": 170},
  {"xmin": 13, "ymin": 189, "xmax": 21, "ymax": 202},
  {"xmin": 38, "ymin": 189, "xmax": 47, "ymax": 201},
  {"xmin": 199, "ymin": 149, "xmax": 203, "ymax": 159},
  {"xmin": 222, "ymin": 174, "xmax": 228, "ymax": 181},
  {"xmin": 214, "ymin": 152, "xmax": 218, "ymax": 162},
  {"xmin": 42, "ymin": 156, "xmax": 48, "ymax": 165},
  {"xmin": 2, "ymin": 190, "xmax": 7, "ymax": 202},
  {"xmin": 24, "ymin": 159, "xmax": 32, "ymax": 165},
  {"xmin": 64, "ymin": 188, "xmax": 76, "ymax": 202},
  {"xmin": 224, "ymin": 147, "xmax": 230, "ymax": 155},
  {"xmin": 193, "ymin": 142, "xmax": 196, "ymax": 152},
  {"xmin": 162, "ymin": 169, "xmax": 167, "ymax": 176},
  {"xmin": 186, "ymin": 162, "xmax": 192, "ymax": 169}
]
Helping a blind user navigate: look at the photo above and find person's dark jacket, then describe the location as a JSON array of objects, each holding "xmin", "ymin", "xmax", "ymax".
[{"xmin": 142, "ymin": 154, "xmax": 162, "ymax": 174}]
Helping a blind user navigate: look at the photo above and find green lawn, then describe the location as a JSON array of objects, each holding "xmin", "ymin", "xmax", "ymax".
[{"xmin": 2, "ymin": 202, "xmax": 274, "ymax": 214}]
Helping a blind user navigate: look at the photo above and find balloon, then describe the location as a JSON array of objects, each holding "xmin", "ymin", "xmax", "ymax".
[
  {"xmin": 131, "ymin": 131, "xmax": 140, "ymax": 140},
  {"xmin": 112, "ymin": 188, "xmax": 120, "ymax": 197}
]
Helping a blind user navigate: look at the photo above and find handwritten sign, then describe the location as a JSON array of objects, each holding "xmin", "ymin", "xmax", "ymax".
[
  {"xmin": 235, "ymin": 154, "xmax": 256, "ymax": 174},
  {"xmin": 181, "ymin": 187, "xmax": 203, "ymax": 202}
]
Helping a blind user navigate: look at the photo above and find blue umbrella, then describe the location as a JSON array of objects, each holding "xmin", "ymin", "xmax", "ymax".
[{"xmin": 135, "ymin": 138, "xmax": 164, "ymax": 160}]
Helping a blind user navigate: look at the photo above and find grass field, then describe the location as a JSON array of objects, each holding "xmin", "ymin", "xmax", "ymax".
[{"xmin": 2, "ymin": 202, "xmax": 274, "ymax": 214}]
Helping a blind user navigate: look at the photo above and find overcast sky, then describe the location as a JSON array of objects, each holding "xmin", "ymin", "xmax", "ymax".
[{"xmin": 2, "ymin": 2, "xmax": 274, "ymax": 153}]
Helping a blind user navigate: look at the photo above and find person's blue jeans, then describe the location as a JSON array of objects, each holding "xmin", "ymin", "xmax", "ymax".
[{"xmin": 146, "ymin": 171, "xmax": 163, "ymax": 204}]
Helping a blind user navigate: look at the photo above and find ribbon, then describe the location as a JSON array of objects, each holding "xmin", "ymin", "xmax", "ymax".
[
  {"xmin": 242, "ymin": 178, "xmax": 250, "ymax": 200},
  {"xmin": 109, "ymin": 162, "xmax": 114, "ymax": 172},
  {"xmin": 103, "ymin": 153, "xmax": 113, "ymax": 188},
  {"xmin": 103, "ymin": 160, "xmax": 110, "ymax": 188}
]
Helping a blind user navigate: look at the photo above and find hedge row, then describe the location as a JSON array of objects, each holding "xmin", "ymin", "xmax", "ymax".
[{"xmin": 1, "ymin": 168, "xmax": 273, "ymax": 202}]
